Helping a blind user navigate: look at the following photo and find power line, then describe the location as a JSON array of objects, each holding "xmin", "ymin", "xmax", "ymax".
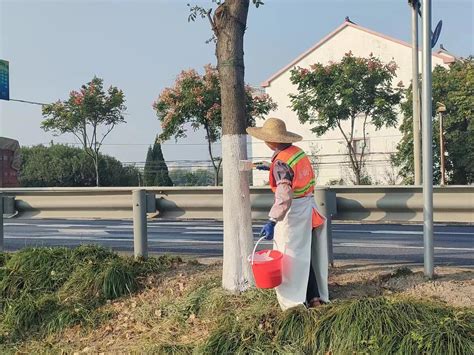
[
  {"xmin": 9, "ymin": 98, "xmax": 47, "ymax": 106},
  {"xmin": 33, "ymin": 134, "xmax": 404, "ymax": 147},
  {"xmin": 129, "ymin": 158, "xmax": 394, "ymax": 171},
  {"xmin": 122, "ymin": 152, "xmax": 397, "ymax": 165}
]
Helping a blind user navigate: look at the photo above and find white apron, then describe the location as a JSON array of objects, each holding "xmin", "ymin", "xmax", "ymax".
[{"xmin": 273, "ymin": 196, "xmax": 329, "ymax": 310}]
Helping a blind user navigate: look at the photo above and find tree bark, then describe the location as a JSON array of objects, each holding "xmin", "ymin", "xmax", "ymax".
[
  {"xmin": 204, "ymin": 124, "xmax": 221, "ymax": 186},
  {"xmin": 214, "ymin": 0, "xmax": 254, "ymax": 292},
  {"xmin": 94, "ymin": 154, "xmax": 100, "ymax": 187}
]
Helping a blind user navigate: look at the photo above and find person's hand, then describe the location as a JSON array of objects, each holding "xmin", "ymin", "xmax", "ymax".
[
  {"xmin": 254, "ymin": 161, "xmax": 271, "ymax": 171},
  {"xmin": 259, "ymin": 220, "xmax": 276, "ymax": 240}
]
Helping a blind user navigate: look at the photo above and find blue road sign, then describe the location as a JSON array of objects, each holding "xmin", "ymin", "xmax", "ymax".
[
  {"xmin": 431, "ymin": 20, "xmax": 443, "ymax": 48},
  {"xmin": 0, "ymin": 60, "xmax": 9, "ymax": 101},
  {"xmin": 415, "ymin": 3, "xmax": 443, "ymax": 49}
]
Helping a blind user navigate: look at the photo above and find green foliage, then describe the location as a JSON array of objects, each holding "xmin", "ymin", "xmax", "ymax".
[
  {"xmin": 290, "ymin": 52, "xmax": 402, "ymax": 184},
  {"xmin": 19, "ymin": 144, "xmax": 139, "ymax": 187},
  {"xmin": 0, "ymin": 252, "xmax": 9, "ymax": 267},
  {"xmin": 188, "ymin": 0, "xmax": 264, "ymax": 24},
  {"xmin": 394, "ymin": 58, "xmax": 474, "ymax": 184},
  {"xmin": 0, "ymin": 246, "xmax": 181, "ymax": 342},
  {"xmin": 144, "ymin": 140, "xmax": 173, "ymax": 186},
  {"xmin": 168, "ymin": 168, "xmax": 219, "ymax": 186},
  {"xmin": 41, "ymin": 77, "xmax": 127, "ymax": 186}
]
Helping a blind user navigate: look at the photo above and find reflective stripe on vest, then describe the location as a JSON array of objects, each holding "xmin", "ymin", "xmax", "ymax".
[{"xmin": 269, "ymin": 145, "xmax": 315, "ymax": 198}]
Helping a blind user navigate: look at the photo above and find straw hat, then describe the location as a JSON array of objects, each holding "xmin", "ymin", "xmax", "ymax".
[{"xmin": 246, "ymin": 117, "xmax": 302, "ymax": 143}]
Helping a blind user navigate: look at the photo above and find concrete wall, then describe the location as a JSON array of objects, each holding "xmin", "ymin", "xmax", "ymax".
[{"xmin": 251, "ymin": 23, "xmax": 451, "ymax": 186}]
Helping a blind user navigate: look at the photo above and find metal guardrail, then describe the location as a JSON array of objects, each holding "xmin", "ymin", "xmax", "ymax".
[
  {"xmin": 0, "ymin": 188, "xmax": 337, "ymax": 263},
  {"xmin": 1, "ymin": 186, "xmax": 472, "ymax": 260},
  {"xmin": 331, "ymin": 186, "xmax": 473, "ymax": 223},
  {"xmin": 1, "ymin": 186, "xmax": 472, "ymax": 223}
]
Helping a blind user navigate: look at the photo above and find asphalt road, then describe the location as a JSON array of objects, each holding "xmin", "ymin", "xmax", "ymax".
[{"xmin": 2, "ymin": 219, "xmax": 473, "ymax": 266}]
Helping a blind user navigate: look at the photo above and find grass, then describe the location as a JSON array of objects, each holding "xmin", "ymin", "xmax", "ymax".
[
  {"xmin": 0, "ymin": 245, "xmax": 181, "ymax": 344},
  {"xmin": 1, "ymin": 251, "xmax": 472, "ymax": 354},
  {"xmin": 167, "ymin": 275, "xmax": 471, "ymax": 355},
  {"xmin": 106, "ymin": 268, "xmax": 473, "ymax": 355},
  {"xmin": 197, "ymin": 294, "xmax": 474, "ymax": 355}
]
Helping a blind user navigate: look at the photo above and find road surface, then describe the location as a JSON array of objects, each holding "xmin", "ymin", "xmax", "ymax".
[{"xmin": 2, "ymin": 219, "xmax": 473, "ymax": 266}]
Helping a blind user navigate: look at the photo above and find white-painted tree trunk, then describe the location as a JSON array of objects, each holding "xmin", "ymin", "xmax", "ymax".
[{"xmin": 222, "ymin": 134, "xmax": 254, "ymax": 292}]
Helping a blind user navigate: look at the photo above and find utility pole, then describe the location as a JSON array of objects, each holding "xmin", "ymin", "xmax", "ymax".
[
  {"xmin": 421, "ymin": 0, "xmax": 434, "ymax": 278},
  {"xmin": 411, "ymin": 0, "xmax": 422, "ymax": 185},
  {"xmin": 437, "ymin": 103, "xmax": 447, "ymax": 185}
]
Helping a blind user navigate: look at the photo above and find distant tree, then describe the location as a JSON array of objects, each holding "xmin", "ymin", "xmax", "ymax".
[
  {"xmin": 144, "ymin": 140, "xmax": 173, "ymax": 186},
  {"xmin": 153, "ymin": 64, "xmax": 276, "ymax": 186},
  {"xmin": 289, "ymin": 53, "xmax": 403, "ymax": 185},
  {"xmin": 168, "ymin": 169, "xmax": 217, "ymax": 186},
  {"xmin": 19, "ymin": 144, "xmax": 139, "ymax": 187},
  {"xmin": 394, "ymin": 58, "xmax": 474, "ymax": 184},
  {"xmin": 41, "ymin": 77, "xmax": 126, "ymax": 186}
]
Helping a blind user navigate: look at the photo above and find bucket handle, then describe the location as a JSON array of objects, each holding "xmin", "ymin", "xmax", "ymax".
[{"xmin": 251, "ymin": 236, "xmax": 268, "ymax": 265}]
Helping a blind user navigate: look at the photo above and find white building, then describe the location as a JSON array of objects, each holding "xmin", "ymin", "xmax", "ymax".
[{"xmin": 250, "ymin": 19, "xmax": 455, "ymax": 185}]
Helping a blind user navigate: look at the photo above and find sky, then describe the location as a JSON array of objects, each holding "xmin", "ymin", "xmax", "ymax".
[{"xmin": 1, "ymin": 0, "xmax": 473, "ymax": 166}]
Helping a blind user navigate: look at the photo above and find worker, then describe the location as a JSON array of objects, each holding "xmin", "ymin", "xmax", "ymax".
[{"xmin": 247, "ymin": 117, "xmax": 329, "ymax": 310}]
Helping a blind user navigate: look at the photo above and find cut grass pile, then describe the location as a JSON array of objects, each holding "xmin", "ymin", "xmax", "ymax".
[
  {"xmin": 150, "ymin": 274, "xmax": 473, "ymax": 354},
  {"xmin": 0, "ymin": 246, "xmax": 181, "ymax": 343}
]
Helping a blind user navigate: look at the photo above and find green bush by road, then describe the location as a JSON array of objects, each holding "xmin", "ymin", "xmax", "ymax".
[{"xmin": 0, "ymin": 246, "xmax": 181, "ymax": 343}]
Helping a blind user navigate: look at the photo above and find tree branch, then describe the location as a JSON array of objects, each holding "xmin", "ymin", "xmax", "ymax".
[
  {"xmin": 71, "ymin": 131, "xmax": 84, "ymax": 147},
  {"xmin": 337, "ymin": 119, "xmax": 359, "ymax": 178},
  {"xmin": 358, "ymin": 113, "xmax": 369, "ymax": 169},
  {"xmin": 98, "ymin": 123, "xmax": 116, "ymax": 150},
  {"xmin": 205, "ymin": 123, "xmax": 221, "ymax": 186},
  {"xmin": 91, "ymin": 122, "xmax": 98, "ymax": 153},
  {"xmin": 80, "ymin": 121, "xmax": 89, "ymax": 150},
  {"xmin": 207, "ymin": 9, "xmax": 218, "ymax": 36}
]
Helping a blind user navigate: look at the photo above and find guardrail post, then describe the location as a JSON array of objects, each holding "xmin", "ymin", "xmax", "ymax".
[
  {"xmin": 314, "ymin": 188, "xmax": 337, "ymax": 267},
  {"xmin": 132, "ymin": 189, "xmax": 147, "ymax": 258},
  {"xmin": 0, "ymin": 193, "xmax": 4, "ymax": 251}
]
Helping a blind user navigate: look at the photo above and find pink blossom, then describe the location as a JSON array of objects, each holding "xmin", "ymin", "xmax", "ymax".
[{"xmin": 387, "ymin": 61, "xmax": 398, "ymax": 73}]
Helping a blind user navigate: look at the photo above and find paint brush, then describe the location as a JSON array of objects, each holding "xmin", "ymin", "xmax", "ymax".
[{"xmin": 238, "ymin": 160, "xmax": 254, "ymax": 171}]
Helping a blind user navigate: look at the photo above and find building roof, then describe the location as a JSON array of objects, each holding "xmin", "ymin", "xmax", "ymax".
[{"xmin": 261, "ymin": 19, "xmax": 456, "ymax": 87}]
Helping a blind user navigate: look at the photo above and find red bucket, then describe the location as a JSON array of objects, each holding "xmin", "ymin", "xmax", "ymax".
[{"xmin": 249, "ymin": 237, "xmax": 283, "ymax": 289}]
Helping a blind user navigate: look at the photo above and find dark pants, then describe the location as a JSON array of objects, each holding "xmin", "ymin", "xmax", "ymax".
[{"xmin": 306, "ymin": 231, "xmax": 320, "ymax": 302}]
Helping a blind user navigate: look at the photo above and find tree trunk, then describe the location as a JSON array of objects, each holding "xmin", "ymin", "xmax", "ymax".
[
  {"xmin": 213, "ymin": 165, "xmax": 220, "ymax": 186},
  {"xmin": 204, "ymin": 125, "xmax": 220, "ymax": 187},
  {"xmin": 94, "ymin": 154, "xmax": 100, "ymax": 187},
  {"xmin": 214, "ymin": 0, "xmax": 254, "ymax": 292},
  {"xmin": 355, "ymin": 168, "xmax": 361, "ymax": 185}
]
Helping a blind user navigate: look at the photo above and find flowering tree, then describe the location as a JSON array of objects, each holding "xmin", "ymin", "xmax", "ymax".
[
  {"xmin": 153, "ymin": 64, "xmax": 275, "ymax": 186},
  {"xmin": 290, "ymin": 53, "xmax": 403, "ymax": 184},
  {"xmin": 41, "ymin": 77, "xmax": 126, "ymax": 186}
]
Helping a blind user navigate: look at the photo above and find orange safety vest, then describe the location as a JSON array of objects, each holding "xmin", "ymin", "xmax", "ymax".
[{"xmin": 269, "ymin": 145, "xmax": 325, "ymax": 228}]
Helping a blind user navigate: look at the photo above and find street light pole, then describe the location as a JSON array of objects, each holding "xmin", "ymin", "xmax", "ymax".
[
  {"xmin": 411, "ymin": 0, "xmax": 422, "ymax": 185},
  {"xmin": 421, "ymin": 0, "xmax": 434, "ymax": 278}
]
